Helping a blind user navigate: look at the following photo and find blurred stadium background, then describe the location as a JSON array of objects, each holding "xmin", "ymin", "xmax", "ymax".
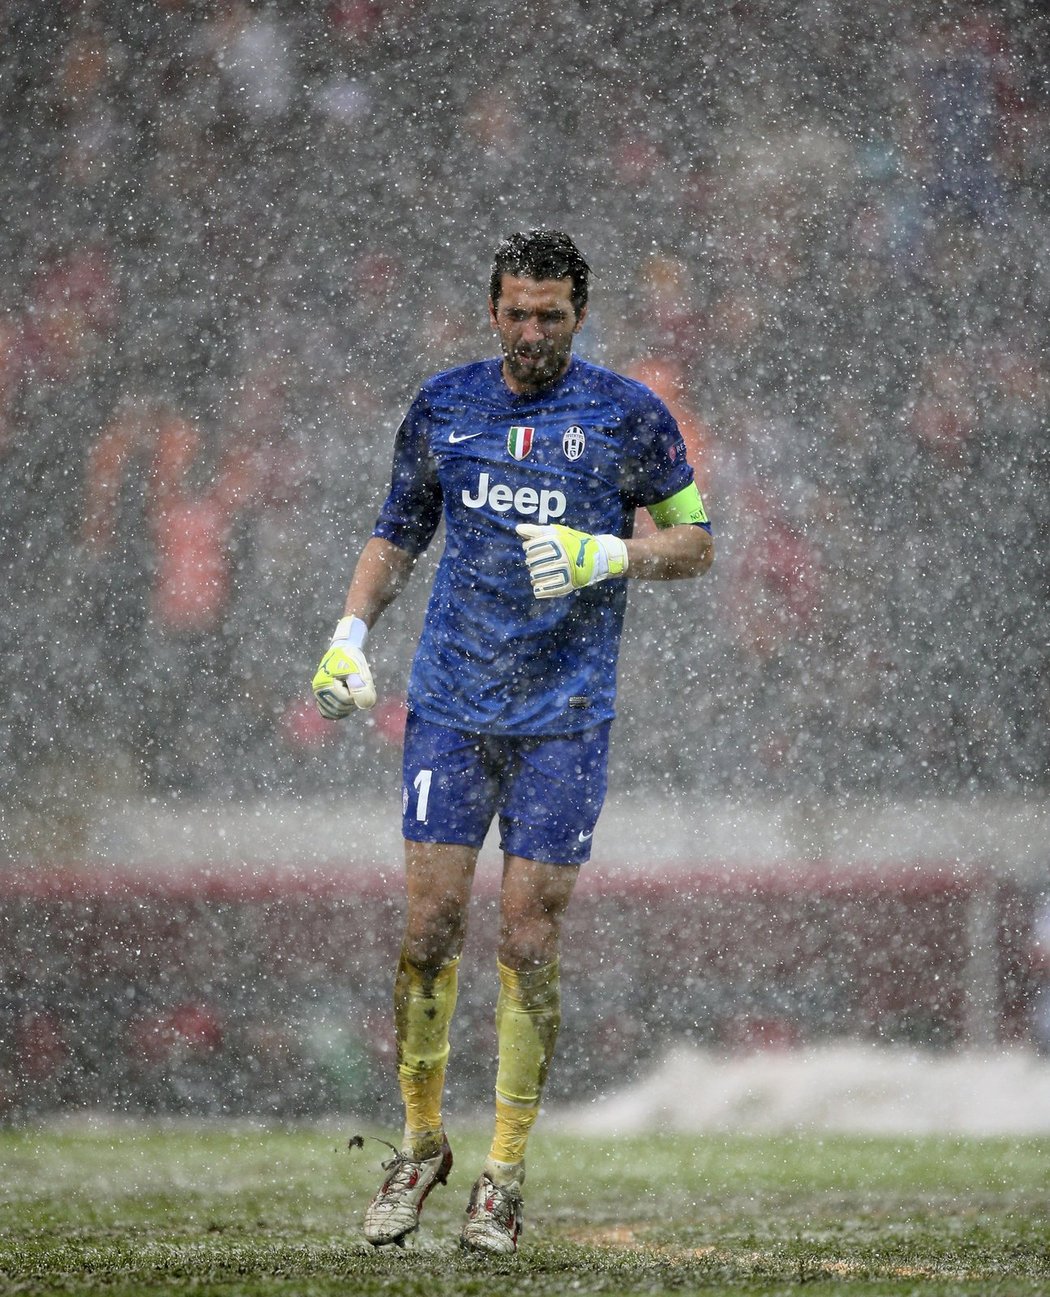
[{"xmin": 1, "ymin": 0, "xmax": 1049, "ymax": 1118}]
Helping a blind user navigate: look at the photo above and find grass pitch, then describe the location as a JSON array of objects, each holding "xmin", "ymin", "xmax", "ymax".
[{"xmin": 1, "ymin": 1123, "xmax": 1048, "ymax": 1295}]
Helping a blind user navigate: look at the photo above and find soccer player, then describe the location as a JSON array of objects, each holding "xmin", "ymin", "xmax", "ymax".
[{"xmin": 312, "ymin": 231, "xmax": 712, "ymax": 1254}]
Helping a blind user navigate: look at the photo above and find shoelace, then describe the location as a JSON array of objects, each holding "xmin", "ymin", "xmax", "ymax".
[
  {"xmin": 379, "ymin": 1151, "xmax": 424, "ymax": 1194},
  {"xmin": 348, "ymin": 1134, "xmax": 433, "ymax": 1196},
  {"xmin": 478, "ymin": 1178, "xmax": 521, "ymax": 1226}
]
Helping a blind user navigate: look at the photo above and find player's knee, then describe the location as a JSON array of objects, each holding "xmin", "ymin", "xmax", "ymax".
[
  {"xmin": 403, "ymin": 906, "xmax": 467, "ymax": 972},
  {"xmin": 498, "ymin": 918, "xmax": 563, "ymax": 970},
  {"xmin": 500, "ymin": 889, "xmax": 569, "ymax": 955}
]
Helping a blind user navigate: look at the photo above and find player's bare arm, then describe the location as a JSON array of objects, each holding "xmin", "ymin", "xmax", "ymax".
[
  {"xmin": 623, "ymin": 522, "xmax": 713, "ymax": 581},
  {"xmin": 342, "ymin": 535, "xmax": 417, "ymax": 627}
]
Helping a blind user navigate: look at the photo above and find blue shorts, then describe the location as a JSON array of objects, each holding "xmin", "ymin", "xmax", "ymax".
[{"xmin": 401, "ymin": 712, "xmax": 611, "ymax": 867}]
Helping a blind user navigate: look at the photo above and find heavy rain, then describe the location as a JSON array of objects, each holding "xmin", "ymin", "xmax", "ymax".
[{"xmin": 1, "ymin": 0, "xmax": 1049, "ymax": 1135}]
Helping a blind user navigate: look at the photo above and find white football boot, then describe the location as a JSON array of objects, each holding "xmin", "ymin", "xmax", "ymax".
[
  {"xmin": 460, "ymin": 1168, "xmax": 524, "ymax": 1255},
  {"xmin": 363, "ymin": 1135, "xmax": 453, "ymax": 1246}
]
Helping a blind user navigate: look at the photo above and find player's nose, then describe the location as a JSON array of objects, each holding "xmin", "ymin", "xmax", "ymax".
[{"xmin": 519, "ymin": 315, "xmax": 545, "ymax": 343}]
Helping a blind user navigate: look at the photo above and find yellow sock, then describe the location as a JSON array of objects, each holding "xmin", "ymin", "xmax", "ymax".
[
  {"xmin": 489, "ymin": 959, "xmax": 561, "ymax": 1168},
  {"xmin": 394, "ymin": 950, "xmax": 459, "ymax": 1156}
]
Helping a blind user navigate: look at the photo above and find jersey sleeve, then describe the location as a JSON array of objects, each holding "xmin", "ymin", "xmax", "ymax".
[
  {"xmin": 372, "ymin": 390, "xmax": 443, "ymax": 555},
  {"xmin": 619, "ymin": 389, "xmax": 696, "ymax": 512}
]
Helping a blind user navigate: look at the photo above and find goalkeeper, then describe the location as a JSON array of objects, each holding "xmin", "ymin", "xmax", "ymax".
[{"xmin": 312, "ymin": 231, "xmax": 712, "ymax": 1255}]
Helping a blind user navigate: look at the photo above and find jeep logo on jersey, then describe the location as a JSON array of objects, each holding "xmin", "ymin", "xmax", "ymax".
[
  {"xmin": 507, "ymin": 425, "xmax": 534, "ymax": 459},
  {"xmin": 461, "ymin": 472, "xmax": 566, "ymax": 524},
  {"xmin": 562, "ymin": 425, "xmax": 586, "ymax": 460}
]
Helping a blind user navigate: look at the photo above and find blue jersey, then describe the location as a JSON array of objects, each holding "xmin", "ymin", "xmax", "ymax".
[{"xmin": 373, "ymin": 355, "xmax": 699, "ymax": 736}]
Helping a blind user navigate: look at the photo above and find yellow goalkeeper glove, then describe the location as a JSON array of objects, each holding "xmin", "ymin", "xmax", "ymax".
[
  {"xmin": 516, "ymin": 523, "xmax": 628, "ymax": 600},
  {"xmin": 311, "ymin": 615, "xmax": 377, "ymax": 718}
]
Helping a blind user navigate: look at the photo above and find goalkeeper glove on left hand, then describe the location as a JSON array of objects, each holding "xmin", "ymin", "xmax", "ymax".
[
  {"xmin": 516, "ymin": 523, "xmax": 628, "ymax": 599},
  {"xmin": 312, "ymin": 615, "xmax": 377, "ymax": 718}
]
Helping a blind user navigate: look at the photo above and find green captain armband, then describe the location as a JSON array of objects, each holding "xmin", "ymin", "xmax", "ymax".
[{"xmin": 647, "ymin": 482, "xmax": 709, "ymax": 529}]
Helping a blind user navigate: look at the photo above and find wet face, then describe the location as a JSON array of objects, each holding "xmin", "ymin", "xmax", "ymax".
[{"xmin": 489, "ymin": 274, "xmax": 586, "ymax": 395}]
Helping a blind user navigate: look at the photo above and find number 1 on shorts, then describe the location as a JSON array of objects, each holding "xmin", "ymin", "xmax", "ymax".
[{"xmin": 413, "ymin": 768, "xmax": 432, "ymax": 822}]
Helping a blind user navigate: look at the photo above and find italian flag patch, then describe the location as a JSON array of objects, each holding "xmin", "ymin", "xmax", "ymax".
[{"xmin": 507, "ymin": 425, "xmax": 534, "ymax": 459}]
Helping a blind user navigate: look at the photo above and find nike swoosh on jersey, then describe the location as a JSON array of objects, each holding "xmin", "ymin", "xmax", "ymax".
[
  {"xmin": 448, "ymin": 430, "xmax": 484, "ymax": 443},
  {"xmin": 577, "ymin": 829, "xmax": 594, "ymax": 842}
]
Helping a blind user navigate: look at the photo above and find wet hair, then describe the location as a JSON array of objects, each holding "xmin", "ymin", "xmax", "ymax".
[{"xmin": 489, "ymin": 230, "xmax": 590, "ymax": 316}]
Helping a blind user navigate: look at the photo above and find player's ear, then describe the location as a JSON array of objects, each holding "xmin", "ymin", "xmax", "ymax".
[
  {"xmin": 573, "ymin": 303, "xmax": 588, "ymax": 333},
  {"xmin": 488, "ymin": 297, "xmax": 499, "ymax": 328}
]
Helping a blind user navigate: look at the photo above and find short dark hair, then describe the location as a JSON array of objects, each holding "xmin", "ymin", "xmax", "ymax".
[{"xmin": 489, "ymin": 230, "xmax": 590, "ymax": 316}]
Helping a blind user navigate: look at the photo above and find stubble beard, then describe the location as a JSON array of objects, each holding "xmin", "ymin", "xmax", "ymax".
[{"xmin": 503, "ymin": 344, "xmax": 570, "ymax": 394}]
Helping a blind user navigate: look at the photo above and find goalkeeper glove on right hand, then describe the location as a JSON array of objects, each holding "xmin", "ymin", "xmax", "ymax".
[
  {"xmin": 516, "ymin": 523, "xmax": 628, "ymax": 599},
  {"xmin": 312, "ymin": 615, "xmax": 377, "ymax": 718}
]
